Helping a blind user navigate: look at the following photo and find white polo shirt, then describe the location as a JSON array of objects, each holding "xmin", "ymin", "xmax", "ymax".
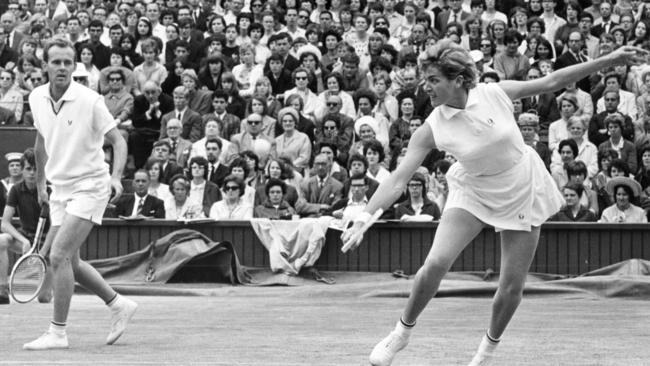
[{"xmin": 30, "ymin": 81, "xmax": 116, "ymax": 187}]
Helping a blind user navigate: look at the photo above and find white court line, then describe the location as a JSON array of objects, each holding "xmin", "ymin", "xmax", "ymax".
[{"xmin": 0, "ymin": 362, "xmax": 324, "ymax": 365}]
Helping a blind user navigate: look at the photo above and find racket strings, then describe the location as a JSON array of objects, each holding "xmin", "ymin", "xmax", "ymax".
[{"xmin": 11, "ymin": 257, "xmax": 46, "ymax": 301}]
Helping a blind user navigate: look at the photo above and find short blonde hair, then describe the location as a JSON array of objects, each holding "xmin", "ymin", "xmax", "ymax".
[{"xmin": 419, "ymin": 39, "xmax": 478, "ymax": 89}]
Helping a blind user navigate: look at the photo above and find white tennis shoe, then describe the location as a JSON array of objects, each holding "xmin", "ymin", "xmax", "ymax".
[
  {"xmin": 23, "ymin": 331, "xmax": 69, "ymax": 350},
  {"xmin": 368, "ymin": 328, "xmax": 410, "ymax": 366},
  {"xmin": 106, "ymin": 296, "xmax": 138, "ymax": 345},
  {"xmin": 467, "ymin": 335, "xmax": 498, "ymax": 366}
]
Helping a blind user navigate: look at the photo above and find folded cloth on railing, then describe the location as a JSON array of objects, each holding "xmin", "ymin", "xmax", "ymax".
[{"xmin": 250, "ymin": 217, "xmax": 333, "ymax": 275}]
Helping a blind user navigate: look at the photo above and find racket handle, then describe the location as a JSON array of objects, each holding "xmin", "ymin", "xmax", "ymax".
[{"xmin": 40, "ymin": 203, "xmax": 50, "ymax": 218}]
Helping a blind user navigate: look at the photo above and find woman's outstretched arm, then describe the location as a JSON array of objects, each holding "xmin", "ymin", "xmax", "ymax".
[{"xmin": 500, "ymin": 45, "xmax": 647, "ymax": 101}]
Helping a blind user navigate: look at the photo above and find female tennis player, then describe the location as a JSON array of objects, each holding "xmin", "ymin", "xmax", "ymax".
[{"xmin": 342, "ymin": 40, "xmax": 646, "ymax": 366}]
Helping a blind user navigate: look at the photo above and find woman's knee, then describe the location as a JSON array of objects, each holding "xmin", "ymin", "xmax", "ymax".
[
  {"xmin": 497, "ymin": 280, "xmax": 526, "ymax": 299},
  {"xmin": 420, "ymin": 256, "xmax": 454, "ymax": 277}
]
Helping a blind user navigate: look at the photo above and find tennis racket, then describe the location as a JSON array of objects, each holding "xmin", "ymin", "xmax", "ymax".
[
  {"xmin": 9, "ymin": 205, "xmax": 49, "ymax": 304},
  {"xmin": 341, "ymin": 209, "xmax": 384, "ymax": 253}
]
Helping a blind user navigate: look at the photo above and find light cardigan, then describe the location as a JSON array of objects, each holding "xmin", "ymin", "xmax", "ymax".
[
  {"xmin": 209, "ymin": 199, "xmax": 253, "ymax": 219},
  {"xmin": 232, "ymin": 63, "xmax": 264, "ymax": 98},
  {"xmin": 0, "ymin": 87, "xmax": 23, "ymax": 122},
  {"xmin": 274, "ymin": 130, "xmax": 312, "ymax": 170},
  {"xmin": 599, "ymin": 204, "xmax": 647, "ymax": 223}
]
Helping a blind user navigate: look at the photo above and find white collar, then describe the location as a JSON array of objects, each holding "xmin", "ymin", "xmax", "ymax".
[{"xmin": 438, "ymin": 89, "xmax": 479, "ymax": 120}]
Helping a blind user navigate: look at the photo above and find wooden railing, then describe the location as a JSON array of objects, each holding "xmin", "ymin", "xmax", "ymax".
[{"xmin": 80, "ymin": 220, "xmax": 650, "ymax": 275}]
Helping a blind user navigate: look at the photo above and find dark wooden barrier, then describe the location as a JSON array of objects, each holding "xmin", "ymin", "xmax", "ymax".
[
  {"xmin": 81, "ymin": 220, "xmax": 650, "ymax": 276},
  {"xmin": 0, "ymin": 127, "xmax": 36, "ymax": 168}
]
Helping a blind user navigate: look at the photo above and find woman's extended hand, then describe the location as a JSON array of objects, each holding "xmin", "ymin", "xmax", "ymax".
[{"xmin": 608, "ymin": 45, "xmax": 649, "ymax": 66}]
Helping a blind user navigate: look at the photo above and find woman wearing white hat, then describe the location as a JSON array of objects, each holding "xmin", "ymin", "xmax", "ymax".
[{"xmin": 599, "ymin": 176, "xmax": 648, "ymax": 223}]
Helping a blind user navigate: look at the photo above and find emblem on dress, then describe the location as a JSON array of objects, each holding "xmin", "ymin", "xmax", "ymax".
[
  {"xmin": 67, "ymin": 120, "xmax": 72, "ymax": 125},
  {"xmin": 518, "ymin": 213, "xmax": 524, "ymax": 220},
  {"xmin": 486, "ymin": 118, "xmax": 494, "ymax": 126}
]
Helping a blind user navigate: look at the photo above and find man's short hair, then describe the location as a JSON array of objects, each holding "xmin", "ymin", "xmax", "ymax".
[
  {"xmin": 43, "ymin": 36, "xmax": 75, "ymax": 63},
  {"xmin": 205, "ymin": 137, "xmax": 223, "ymax": 150},
  {"xmin": 21, "ymin": 148, "xmax": 35, "ymax": 169},
  {"xmin": 88, "ymin": 19, "xmax": 104, "ymax": 29},
  {"xmin": 153, "ymin": 140, "xmax": 172, "ymax": 151},
  {"xmin": 212, "ymin": 89, "xmax": 229, "ymax": 101}
]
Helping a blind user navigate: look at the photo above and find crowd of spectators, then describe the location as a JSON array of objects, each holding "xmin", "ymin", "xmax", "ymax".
[{"xmin": 1, "ymin": 0, "xmax": 650, "ymax": 224}]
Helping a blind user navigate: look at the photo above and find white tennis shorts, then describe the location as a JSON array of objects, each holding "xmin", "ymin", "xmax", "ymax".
[{"xmin": 50, "ymin": 177, "xmax": 111, "ymax": 226}]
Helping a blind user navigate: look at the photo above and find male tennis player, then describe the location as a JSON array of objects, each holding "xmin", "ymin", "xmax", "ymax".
[{"xmin": 23, "ymin": 36, "xmax": 137, "ymax": 350}]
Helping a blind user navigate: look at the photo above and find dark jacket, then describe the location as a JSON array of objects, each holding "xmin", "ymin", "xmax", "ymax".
[
  {"xmin": 547, "ymin": 205, "xmax": 597, "ymax": 222},
  {"xmin": 254, "ymin": 199, "xmax": 296, "ymax": 219},
  {"xmin": 394, "ymin": 198, "xmax": 441, "ymax": 220},
  {"xmin": 132, "ymin": 93, "xmax": 175, "ymax": 134},
  {"xmin": 114, "ymin": 194, "xmax": 165, "ymax": 218}
]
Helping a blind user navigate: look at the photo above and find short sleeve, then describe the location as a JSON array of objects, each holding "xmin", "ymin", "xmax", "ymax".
[
  {"xmin": 482, "ymin": 83, "xmax": 514, "ymax": 115},
  {"xmin": 6, "ymin": 184, "xmax": 19, "ymax": 207},
  {"xmin": 92, "ymin": 97, "xmax": 117, "ymax": 136}
]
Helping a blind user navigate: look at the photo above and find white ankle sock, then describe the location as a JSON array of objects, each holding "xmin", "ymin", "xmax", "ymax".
[
  {"xmin": 395, "ymin": 320, "xmax": 413, "ymax": 337},
  {"xmin": 49, "ymin": 322, "xmax": 66, "ymax": 335},
  {"xmin": 107, "ymin": 294, "xmax": 121, "ymax": 309}
]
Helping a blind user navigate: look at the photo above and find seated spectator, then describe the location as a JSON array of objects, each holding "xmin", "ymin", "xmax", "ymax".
[
  {"xmin": 131, "ymin": 81, "xmax": 174, "ymax": 168},
  {"xmin": 113, "ymin": 170, "xmax": 165, "ymax": 218},
  {"xmin": 164, "ymin": 174, "xmax": 205, "ymax": 220},
  {"xmin": 316, "ymin": 113, "xmax": 353, "ymax": 166},
  {"xmin": 429, "ymin": 159, "xmax": 451, "ymax": 213},
  {"xmin": 187, "ymin": 156, "xmax": 222, "ymax": 217},
  {"xmin": 551, "ymin": 139, "xmax": 579, "ymax": 189},
  {"xmin": 284, "ymin": 67, "xmax": 323, "ymax": 120},
  {"xmin": 389, "ymin": 92, "xmax": 418, "ymax": 152},
  {"xmin": 256, "ymin": 158, "xmax": 300, "ymax": 207},
  {"xmin": 133, "ymin": 38, "xmax": 168, "ymax": 95},
  {"xmin": 209, "ymin": 175, "xmax": 253, "ymax": 219},
  {"xmin": 522, "ymin": 66, "xmax": 560, "ymax": 141},
  {"xmin": 316, "ymin": 143, "xmax": 349, "ymax": 184},
  {"xmin": 283, "ymin": 94, "xmax": 317, "ymax": 142},
  {"xmin": 597, "ymin": 113, "xmax": 638, "ymax": 173},
  {"xmin": 331, "ymin": 173, "xmax": 370, "ymax": 221},
  {"xmin": 595, "ymin": 72, "xmax": 637, "ymax": 120},
  {"xmin": 635, "ymin": 146, "xmax": 650, "ymax": 194},
  {"xmin": 493, "ymin": 30, "xmax": 529, "ymax": 81},
  {"xmin": 160, "ymin": 85, "xmax": 203, "ymax": 142},
  {"xmin": 316, "ymin": 72, "xmax": 357, "ymax": 121},
  {"xmin": 547, "ymin": 182, "xmax": 598, "ymax": 221},
  {"xmin": 599, "ymin": 176, "xmax": 647, "ymax": 223},
  {"xmin": 556, "ymin": 81, "xmax": 593, "ymax": 121},
  {"xmin": 342, "ymin": 153, "xmax": 379, "ymax": 199},
  {"xmin": 226, "ymin": 113, "xmax": 276, "ymax": 167},
  {"xmin": 242, "ymin": 96, "xmax": 276, "ymax": 138},
  {"xmin": 297, "ymin": 153, "xmax": 344, "ymax": 217},
  {"xmin": 589, "ymin": 87, "xmax": 635, "ymax": 146},
  {"xmin": 364, "ymin": 139, "xmax": 390, "ymax": 184},
  {"xmin": 552, "ymin": 116, "xmax": 599, "ymax": 177},
  {"xmin": 354, "ymin": 89, "xmax": 390, "ymax": 148},
  {"xmin": 0, "ymin": 149, "xmax": 49, "ymax": 304},
  {"xmin": 518, "ymin": 112, "xmax": 551, "ymax": 170},
  {"xmin": 203, "ymin": 138, "xmax": 230, "ymax": 188},
  {"xmin": 151, "ymin": 140, "xmax": 184, "ymax": 184},
  {"xmin": 145, "ymin": 157, "xmax": 173, "ymax": 203},
  {"xmin": 274, "ymin": 107, "xmax": 312, "ymax": 173},
  {"xmin": 395, "ymin": 172, "xmax": 441, "ymax": 221},
  {"xmin": 190, "ymin": 118, "xmax": 232, "ymax": 165},
  {"xmin": 566, "ymin": 161, "xmax": 599, "ymax": 214},
  {"xmin": 103, "ymin": 68, "xmax": 134, "ymax": 143},
  {"xmin": 159, "ymin": 118, "xmax": 192, "ymax": 168},
  {"xmin": 181, "ymin": 69, "xmax": 212, "ymax": 115},
  {"xmin": 254, "ymin": 178, "xmax": 297, "ymax": 219},
  {"xmin": 220, "ymin": 71, "xmax": 247, "ymax": 119},
  {"xmin": 0, "ymin": 69, "xmax": 23, "ymax": 122},
  {"xmin": 204, "ymin": 89, "xmax": 241, "ymax": 142},
  {"xmin": 228, "ymin": 157, "xmax": 257, "ymax": 207},
  {"xmin": 548, "ymin": 94, "xmax": 579, "ymax": 151}
]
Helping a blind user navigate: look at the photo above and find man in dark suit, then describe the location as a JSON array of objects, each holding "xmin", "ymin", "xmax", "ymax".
[
  {"xmin": 152, "ymin": 140, "xmax": 184, "ymax": 185},
  {"xmin": 187, "ymin": 156, "xmax": 222, "ymax": 216},
  {"xmin": 131, "ymin": 81, "xmax": 174, "ymax": 168},
  {"xmin": 160, "ymin": 85, "xmax": 203, "ymax": 143},
  {"xmin": 590, "ymin": 2, "xmax": 618, "ymax": 38},
  {"xmin": 113, "ymin": 170, "xmax": 165, "ymax": 218},
  {"xmin": 435, "ymin": 0, "xmax": 471, "ymax": 34},
  {"xmin": 264, "ymin": 33, "xmax": 300, "ymax": 74},
  {"xmin": 296, "ymin": 154, "xmax": 343, "ymax": 217},
  {"xmin": 0, "ymin": 25, "xmax": 18, "ymax": 69},
  {"xmin": 523, "ymin": 66, "xmax": 560, "ymax": 139},
  {"xmin": 265, "ymin": 52, "xmax": 294, "ymax": 97},
  {"xmin": 341, "ymin": 154, "xmax": 379, "ymax": 200},
  {"xmin": 160, "ymin": 118, "xmax": 193, "ymax": 168},
  {"xmin": 74, "ymin": 20, "xmax": 111, "ymax": 69},
  {"xmin": 205, "ymin": 138, "xmax": 229, "ymax": 187},
  {"xmin": 554, "ymin": 31, "xmax": 591, "ymax": 93},
  {"xmin": 0, "ymin": 12, "xmax": 24, "ymax": 53}
]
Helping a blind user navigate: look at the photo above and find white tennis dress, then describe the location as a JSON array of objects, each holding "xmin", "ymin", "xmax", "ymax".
[{"xmin": 427, "ymin": 83, "xmax": 564, "ymax": 231}]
